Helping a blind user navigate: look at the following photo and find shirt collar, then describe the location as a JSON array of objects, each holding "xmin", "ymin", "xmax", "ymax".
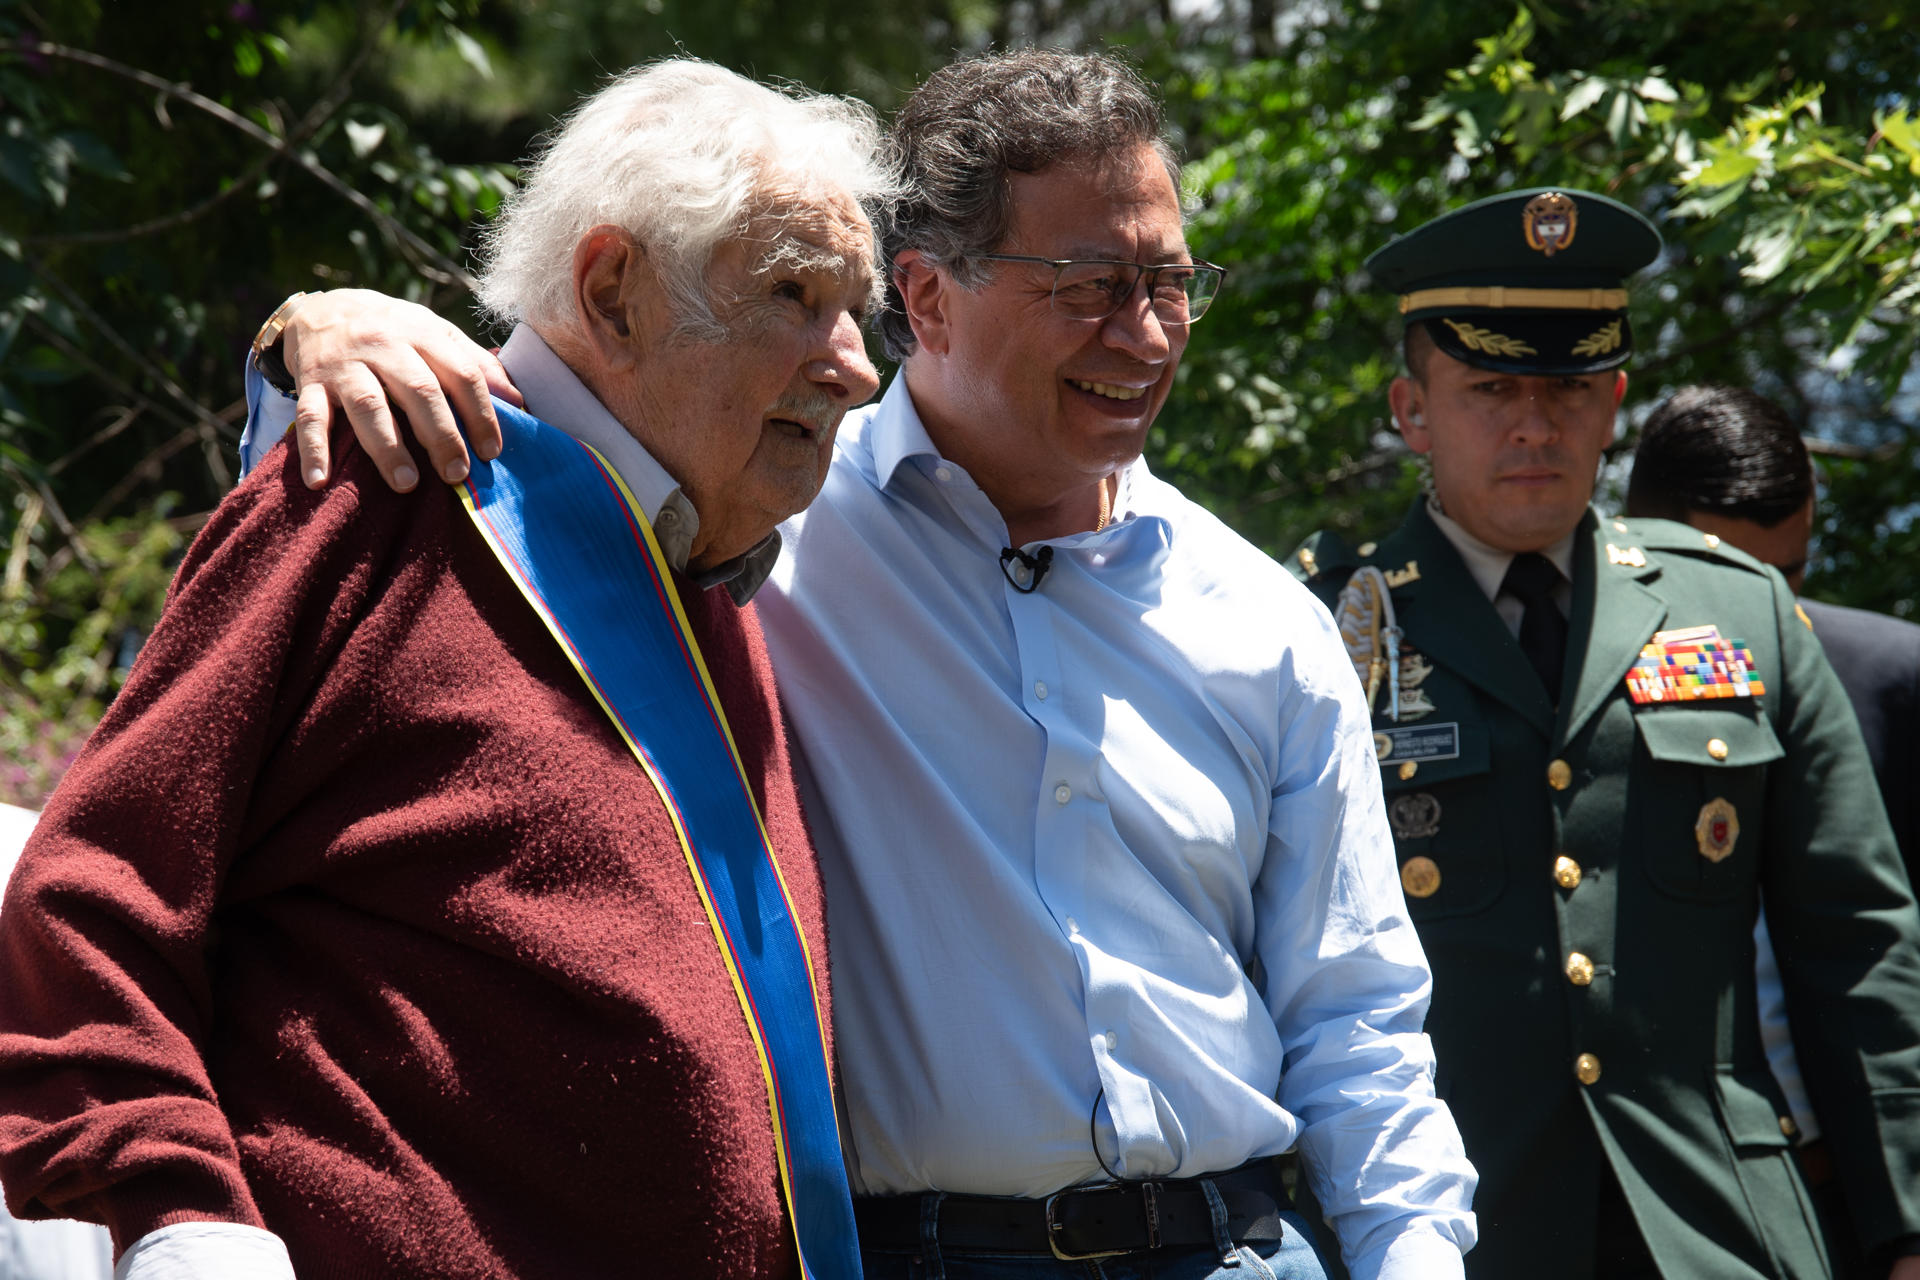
[
  {"xmin": 866, "ymin": 371, "xmax": 1150, "ymax": 537},
  {"xmin": 499, "ymin": 324, "xmax": 779, "ymax": 604},
  {"xmin": 868, "ymin": 372, "xmax": 944, "ymax": 492},
  {"xmin": 1425, "ymin": 495, "xmax": 1577, "ymax": 603}
]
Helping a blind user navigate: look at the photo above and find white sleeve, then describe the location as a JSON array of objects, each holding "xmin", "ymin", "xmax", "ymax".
[
  {"xmin": 1255, "ymin": 606, "xmax": 1478, "ymax": 1280},
  {"xmin": 240, "ymin": 357, "xmax": 298, "ymax": 480},
  {"xmin": 115, "ymin": 1223, "xmax": 294, "ymax": 1280}
]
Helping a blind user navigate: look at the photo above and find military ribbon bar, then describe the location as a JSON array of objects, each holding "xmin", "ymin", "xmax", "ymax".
[
  {"xmin": 1624, "ymin": 625, "xmax": 1766, "ymax": 704},
  {"xmin": 455, "ymin": 400, "xmax": 860, "ymax": 1279}
]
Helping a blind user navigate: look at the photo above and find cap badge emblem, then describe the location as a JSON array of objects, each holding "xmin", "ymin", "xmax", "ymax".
[
  {"xmin": 1523, "ymin": 191, "xmax": 1579, "ymax": 256},
  {"xmin": 1572, "ymin": 319, "xmax": 1624, "ymax": 358},
  {"xmin": 1390, "ymin": 792, "xmax": 1443, "ymax": 841},
  {"xmin": 1442, "ymin": 319, "xmax": 1537, "ymax": 359}
]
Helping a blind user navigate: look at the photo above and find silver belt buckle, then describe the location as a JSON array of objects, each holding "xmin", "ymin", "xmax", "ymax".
[{"xmin": 1044, "ymin": 1184, "xmax": 1137, "ymax": 1262}]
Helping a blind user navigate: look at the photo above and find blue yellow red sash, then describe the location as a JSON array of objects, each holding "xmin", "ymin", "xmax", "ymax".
[{"xmin": 455, "ymin": 400, "xmax": 860, "ymax": 1279}]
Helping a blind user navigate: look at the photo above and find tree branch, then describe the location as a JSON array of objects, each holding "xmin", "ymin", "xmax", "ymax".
[
  {"xmin": 22, "ymin": 34, "xmax": 477, "ymax": 289},
  {"xmin": 25, "ymin": 258, "xmax": 238, "ymax": 442},
  {"xmin": 25, "ymin": 0, "xmax": 408, "ymax": 250}
]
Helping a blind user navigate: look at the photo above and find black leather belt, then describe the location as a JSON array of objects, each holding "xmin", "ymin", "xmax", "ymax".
[{"xmin": 854, "ymin": 1160, "xmax": 1293, "ymax": 1261}]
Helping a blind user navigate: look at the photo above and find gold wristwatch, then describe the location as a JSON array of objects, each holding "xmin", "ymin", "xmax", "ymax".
[{"xmin": 250, "ymin": 292, "xmax": 308, "ymax": 394}]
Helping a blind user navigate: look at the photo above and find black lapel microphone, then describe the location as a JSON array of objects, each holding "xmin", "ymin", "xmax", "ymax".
[{"xmin": 999, "ymin": 545, "xmax": 1054, "ymax": 593}]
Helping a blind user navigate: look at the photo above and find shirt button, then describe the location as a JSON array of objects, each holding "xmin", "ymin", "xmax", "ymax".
[
  {"xmin": 1103, "ymin": 1030, "xmax": 1118, "ymax": 1052},
  {"xmin": 1035, "ymin": 681, "xmax": 1049, "ymax": 700},
  {"xmin": 934, "ymin": 466, "xmax": 953, "ymax": 482},
  {"xmin": 658, "ymin": 507, "xmax": 679, "ymax": 525},
  {"xmin": 1054, "ymin": 783, "xmax": 1072, "ymax": 805},
  {"xmin": 1574, "ymin": 1053, "xmax": 1602, "ymax": 1085},
  {"xmin": 1065, "ymin": 916, "xmax": 1080, "ymax": 934},
  {"xmin": 1547, "ymin": 759, "xmax": 1573, "ymax": 791},
  {"xmin": 1553, "ymin": 856, "xmax": 1583, "ymax": 890}
]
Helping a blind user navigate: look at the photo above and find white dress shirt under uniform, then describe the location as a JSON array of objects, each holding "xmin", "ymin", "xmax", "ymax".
[{"xmin": 758, "ymin": 376, "xmax": 1476, "ymax": 1280}]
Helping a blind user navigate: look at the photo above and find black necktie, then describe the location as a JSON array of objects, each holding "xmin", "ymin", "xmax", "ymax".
[{"xmin": 1503, "ymin": 552, "xmax": 1568, "ymax": 702}]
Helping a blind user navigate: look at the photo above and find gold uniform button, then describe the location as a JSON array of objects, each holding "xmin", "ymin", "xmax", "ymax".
[
  {"xmin": 1548, "ymin": 759, "xmax": 1573, "ymax": 791},
  {"xmin": 1398, "ymin": 761, "xmax": 1418, "ymax": 781},
  {"xmin": 1779, "ymin": 1115, "xmax": 1799, "ymax": 1139},
  {"xmin": 1400, "ymin": 855, "xmax": 1442, "ymax": 899},
  {"xmin": 1358, "ymin": 541, "xmax": 1378, "ymax": 556},
  {"xmin": 1707, "ymin": 737, "xmax": 1729, "ymax": 761},
  {"xmin": 1574, "ymin": 1053, "xmax": 1602, "ymax": 1085},
  {"xmin": 1566, "ymin": 952, "xmax": 1595, "ymax": 986},
  {"xmin": 1703, "ymin": 533, "xmax": 1721, "ymax": 548},
  {"xmin": 1553, "ymin": 856, "xmax": 1583, "ymax": 889}
]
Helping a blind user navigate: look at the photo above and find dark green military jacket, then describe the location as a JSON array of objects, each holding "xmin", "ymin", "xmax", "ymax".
[{"xmin": 1293, "ymin": 502, "xmax": 1920, "ymax": 1280}]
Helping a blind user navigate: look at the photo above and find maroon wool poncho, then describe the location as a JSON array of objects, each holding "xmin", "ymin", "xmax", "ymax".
[{"xmin": 0, "ymin": 431, "xmax": 827, "ymax": 1279}]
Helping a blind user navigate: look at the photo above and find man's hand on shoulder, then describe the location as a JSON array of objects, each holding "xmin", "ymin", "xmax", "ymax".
[{"xmin": 280, "ymin": 288, "xmax": 521, "ymax": 494}]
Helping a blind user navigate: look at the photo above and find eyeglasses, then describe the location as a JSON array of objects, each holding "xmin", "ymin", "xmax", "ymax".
[{"xmin": 972, "ymin": 254, "xmax": 1227, "ymax": 325}]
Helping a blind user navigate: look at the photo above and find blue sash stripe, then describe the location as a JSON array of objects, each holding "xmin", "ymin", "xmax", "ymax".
[{"xmin": 455, "ymin": 400, "xmax": 859, "ymax": 1279}]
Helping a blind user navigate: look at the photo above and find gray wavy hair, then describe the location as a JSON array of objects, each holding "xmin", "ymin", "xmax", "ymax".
[
  {"xmin": 876, "ymin": 50, "xmax": 1182, "ymax": 362},
  {"xmin": 476, "ymin": 59, "xmax": 899, "ymax": 337}
]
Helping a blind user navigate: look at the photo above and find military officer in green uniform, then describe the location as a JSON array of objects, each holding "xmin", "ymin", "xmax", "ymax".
[{"xmin": 1291, "ymin": 188, "xmax": 1920, "ymax": 1279}]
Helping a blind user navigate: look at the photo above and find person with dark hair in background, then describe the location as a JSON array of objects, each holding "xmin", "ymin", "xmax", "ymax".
[
  {"xmin": 226, "ymin": 48, "xmax": 1479, "ymax": 1280},
  {"xmin": 1627, "ymin": 384, "xmax": 1920, "ymax": 1278},
  {"xmin": 1291, "ymin": 190, "xmax": 1920, "ymax": 1280}
]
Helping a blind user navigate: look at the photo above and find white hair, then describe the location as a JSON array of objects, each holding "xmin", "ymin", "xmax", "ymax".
[{"xmin": 475, "ymin": 59, "xmax": 898, "ymax": 336}]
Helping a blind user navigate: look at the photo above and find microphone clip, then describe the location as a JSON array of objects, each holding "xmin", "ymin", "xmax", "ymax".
[{"xmin": 999, "ymin": 545, "xmax": 1054, "ymax": 593}]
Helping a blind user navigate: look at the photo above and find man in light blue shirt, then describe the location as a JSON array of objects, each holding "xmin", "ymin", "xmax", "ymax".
[{"xmin": 245, "ymin": 49, "xmax": 1476, "ymax": 1280}]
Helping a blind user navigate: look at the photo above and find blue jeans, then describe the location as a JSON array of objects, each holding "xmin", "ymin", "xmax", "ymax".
[{"xmin": 858, "ymin": 1208, "xmax": 1332, "ymax": 1280}]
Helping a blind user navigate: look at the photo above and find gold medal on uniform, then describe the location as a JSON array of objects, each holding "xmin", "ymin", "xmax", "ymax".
[
  {"xmin": 1695, "ymin": 796, "xmax": 1739, "ymax": 862},
  {"xmin": 1399, "ymin": 855, "xmax": 1441, "ymax": 899}
]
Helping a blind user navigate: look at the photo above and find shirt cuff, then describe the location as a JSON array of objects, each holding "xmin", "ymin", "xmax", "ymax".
[
  {"xmin": 115, "ymin": 1222, "xmax": 294, "ymax": 1280},
  {"xmin": 1358, "ymin": 1225, "xmax": 1468, "ymax": 1280}
]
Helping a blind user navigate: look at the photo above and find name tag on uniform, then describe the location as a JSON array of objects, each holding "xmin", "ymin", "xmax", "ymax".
[{"xmin": 1375, "ymin": 722, "xmax": 1461, "ymax": 764}]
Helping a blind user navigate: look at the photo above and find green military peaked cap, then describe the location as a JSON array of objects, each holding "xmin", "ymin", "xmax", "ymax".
[{"xmin": 1366, "ymin": 187, "xmax": 1663, "ymax": 375}]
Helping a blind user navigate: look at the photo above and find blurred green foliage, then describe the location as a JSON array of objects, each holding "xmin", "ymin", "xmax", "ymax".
[{"xmin": 0, "ymin": 0, "xmax": 1915, "ymax": 805}]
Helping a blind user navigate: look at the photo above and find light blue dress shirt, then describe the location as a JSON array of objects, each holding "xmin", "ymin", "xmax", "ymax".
[
  {"xmin": 757, "ymin": 375, "xmax": 1476, "ymax": 1280},
  {"xmin": 238, "ymin": 363, "xmax": 1477, "ymax": 1280}
]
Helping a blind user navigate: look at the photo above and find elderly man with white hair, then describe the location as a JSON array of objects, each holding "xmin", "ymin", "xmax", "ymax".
[{"xmin": 0, "ymin": 60, "xmax": 891, "ymax": 1280}]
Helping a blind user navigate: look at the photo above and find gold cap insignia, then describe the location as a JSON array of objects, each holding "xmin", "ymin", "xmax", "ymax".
[
  {"xmin": 1572, "ymin": 319, "xmax": 1624, "ymax": 358},
  {"xmin": 1523, "ymin": 192, "xmax": 1579, "ymax": 257},
  {"xmin": 1696, "ymin": 796, "xmax": 1740, "ymax": 862},
  {"xmin": 1606, "ymin": 544, "xmax": 1647, "ymax": 568},
  {"xmin": 1442, "ymin": 319, "xmax": 1537, "ymax": 359}
]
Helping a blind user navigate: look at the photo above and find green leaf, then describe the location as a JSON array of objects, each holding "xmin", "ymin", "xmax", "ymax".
[
  {"xmin": 1560, "ymin": 76, "xmax": 1607, "ymax": 120},
  {"xmin": 344, "ymin": 120, "xmax": 387, "ymax": 158},
  {"xmin": 448, "ymin": 27, "xmax": 493, "ymax": 79},
  {"xmin": 1741, "ymin": 220, "xmax": 1801, "ymax": 283},
  {"xmin": 1690, "ymin": 148, "xmax": 1761, "ymax": 188}
]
